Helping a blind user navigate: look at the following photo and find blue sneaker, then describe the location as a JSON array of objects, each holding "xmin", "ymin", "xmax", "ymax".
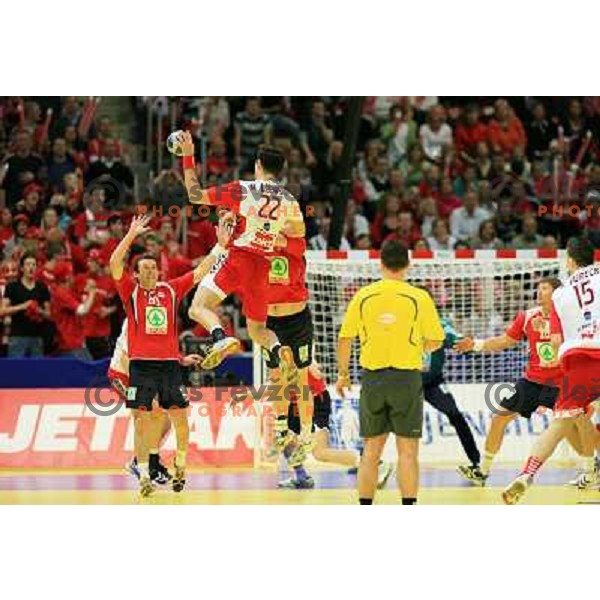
[
  {"xmin": 126, "ymin": 457, "xmax": 141, "ymax": 481},
  {"xmin": 277, "ymin": 475, "xmax": 315, "ymax": 489}
]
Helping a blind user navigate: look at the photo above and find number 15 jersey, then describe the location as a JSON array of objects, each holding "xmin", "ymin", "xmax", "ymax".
[{"xmin": 550, "ymin": 264, "xmax": 600, "ymax": 359}]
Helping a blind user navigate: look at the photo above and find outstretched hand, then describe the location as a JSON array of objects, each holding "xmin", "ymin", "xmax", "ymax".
[
  {"xmin": 128, "ymin": 215, "xmax": 152, "ymax": 238},
  {"xmin": 453, "ymin": 337, "xmax": 474, "ymax": 353}
]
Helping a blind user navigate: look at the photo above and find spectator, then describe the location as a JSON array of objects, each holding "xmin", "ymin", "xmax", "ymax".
[
  {"xmin": 0, "ymin": 208, "xmax": 13, "ymax": 250},
  {"xmin": 234, "ymin": 97, "xmax": 270, "ymax": 173},
  {"xmin": 449, "ymin": 190, "xmax": 491, "ymax": 242},
  {"xmin": 474, "ymin": 141, "xmax": 493, "ymax": 180},
  {"xmin": 47, "ymin": 138, "xmax": 76, "ymax": 191},
  {"xmin": 427, "ymin": 218, "xmax": 456, "ymax": 251},
  {"xmin": 49, "ymin": 260, "xmax": 96, "ymax": 359},
  {"xmin": 355, "ymin": 233, "xmax": 372, "ymax": 250},
  {"xmin": 399, "ymin": 144, "xmax": 427, "ymax": 186},
  {"xmin": 381, "ymin": 103, "xmax": 417, "ymax": 165},
  {"xmin": 526, "ymin": 101, "xmax": 557, "ymax": 160},
  {"xmin": 418, "ymin": 196, "xmax": 438, "ymax": 239},
  {"xmin": 344, "ymin": 200, "xmax": 370, "ymax": 247},
  {"xmin": 419, "ymin": 105, "xmax": 452, "ymax": 162},
  {"xmin": 15, "ymin": 184, "xmax": 44, "ymax": 226},
  {"xmin": 1, "ymin": 130, "xmax": 45, "ymax": 206},
  {"xmin": 541, "ymin": 235, "xmax": 558, "ymax": 251},
  {"xmin": 85, "ymin": 138, "xmax": 134, "ymax": 193},
  {"xmin": 435, "ymin": 176, "xmax": 462, "ymax": 219},
  {"xmin": 1, "ymin": 254, "xmax": 51, "ymax": 357},
  {"xmin": 370, "ymin": 193, "xmax": 401, "ymax": 247},
  {"xmin": 455, "ymin": 104, "xmax": 488, "ymax": 161},
  {"xmin": 510, "ymin": 213, "xmax": 544, "ymax": 249},
  {"xmin": 383, "ymin": 211, "xmax": 421, "ymax": 248},
  {"xmin": 487, "ymin": 99, "xmax": 527, "ymax": 157},
  {"xmin": 98, "ymin": 214, "xmax": 124, "ymax": 264},
  {"xmin": 186, "ymin": 212, "xmax": 217, "ymax": 260},
  {"xmin": 309, "ymin": 215, "xmax": 350, "ymax": 251},
  {"xmin": 413, "ymin": 238, "xmax": 430, "ymax": 252},
  {"xmin": 77, "ymin": 249, "xmax": 116, "ymax": 359},
  {"xmin": 472, "ymin": 219, "xmax": 503, "ymax": 249},
  {"xmin": 494, "ymin": 198, "xmax": 521, "ymax": 245}
]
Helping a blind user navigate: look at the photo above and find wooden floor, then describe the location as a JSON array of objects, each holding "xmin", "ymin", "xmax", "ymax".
[{"xmin": 1, "ymin": 465, "xmax": 598, "ymax": 505}]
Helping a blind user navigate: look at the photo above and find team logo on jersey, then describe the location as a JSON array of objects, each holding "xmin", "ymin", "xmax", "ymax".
[
  {"xmin": 126, "ymin": 386, "xmax": 137, "ymax": 400},
  {"xmin": 537, "ymin": 341, "xmax": 556, "ymax": 365},
  {"xmin": 145, "ymin": 306, "xmax": 168, "ymax": 335},
  {"xmin": 269, "ymin": 256, "xmax": 289, "ymax": 284},
  {"xmin": 298, "ymin": 344, "xmax": 309, "ymax": 364}
]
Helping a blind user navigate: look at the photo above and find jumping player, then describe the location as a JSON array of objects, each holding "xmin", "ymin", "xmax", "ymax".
[
  {"xmin": 109, "ymin": 213, "xmax": 233, "ymax": 496},
  {"xmin": 503, "ymin": 238, "xmax": 600, "ymax": 504},
  {"xmin": 455, "ymin": 277, "xmax": 563, "ymax": 485},
  {"xmin": 263, "ymin": 233, "xmax": 315, "ymax": 482},
  {"xmin": 107, "ymin": 318, "xmax": 202, "ymax": 486},
  {"xmin": 180, "ymin": 132, "xmax": 304, "ymax": 386}
]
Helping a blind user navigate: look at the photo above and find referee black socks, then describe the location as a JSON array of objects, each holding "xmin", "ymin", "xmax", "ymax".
[
  {"xmin": 402, "ymin": 498, "xmax": 417, "ymax": 505},
  {"xmin": 359, "ymin": 498, "xmax": 373, "ymax": 505}
]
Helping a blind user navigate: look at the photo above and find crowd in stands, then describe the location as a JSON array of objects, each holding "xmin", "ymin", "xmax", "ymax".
[{"xmin": 1, "ymin": 96, "xmax": 600, "ymax": 359}]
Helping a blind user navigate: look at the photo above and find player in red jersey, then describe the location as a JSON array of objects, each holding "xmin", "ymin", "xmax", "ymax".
[
  {"xmin": 455, "ymin": 277, "xmax": 563, "ymax": 485},
  {"xmin": 109, "ymin": 212, "xmax": 233, "ymax": 496},
  {"xmin": 180, "ymin": 132, "xmax": 305, "ymax": 384},
  {"xmin": 503, "ymin": 238, "xmax": 600, "ymax": 504},
  {"xmin": 107, "ymin": 318, "xmax": 202, "ymax": 486}
]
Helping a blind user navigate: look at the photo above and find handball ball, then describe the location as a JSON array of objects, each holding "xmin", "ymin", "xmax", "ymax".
[{"xmin": 166, "ymin": 130, "xmax": 185, "ymax": 156}]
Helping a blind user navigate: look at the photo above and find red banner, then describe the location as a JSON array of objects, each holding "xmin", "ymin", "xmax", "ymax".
[{"xmin": 0, "ymin": 388, "xmax": 257, "ymax": 468}]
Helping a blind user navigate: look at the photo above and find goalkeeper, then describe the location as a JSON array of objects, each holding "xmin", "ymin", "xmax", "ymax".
[{"xmin": 419, "ymin": 288, "xmax": 484, "ymax": 485}]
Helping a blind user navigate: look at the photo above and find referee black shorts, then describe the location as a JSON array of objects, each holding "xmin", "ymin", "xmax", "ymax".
[{"xmin": 127, "ymin": 360, "xmax": 188, "ymax": 410}]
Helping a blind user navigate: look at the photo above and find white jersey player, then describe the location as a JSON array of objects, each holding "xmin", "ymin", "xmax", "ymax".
[{"xmin": 503, "ymin": 238, "xmax": 600, "ymax": 504}]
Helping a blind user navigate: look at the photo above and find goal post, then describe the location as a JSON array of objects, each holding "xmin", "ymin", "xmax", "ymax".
[{"xmin": 254, "ymin": 249, "xmax": 576, "ymax": 466}]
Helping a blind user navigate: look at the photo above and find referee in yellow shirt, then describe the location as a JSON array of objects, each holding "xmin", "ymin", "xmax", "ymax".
[{"xmin": 336, "ymin": 240, "xmax": 445, "ymax": 505}]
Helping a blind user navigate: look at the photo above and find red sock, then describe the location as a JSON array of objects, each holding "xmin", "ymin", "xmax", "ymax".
[{"xmin": 522, "ymin": 456, "xmax": 543, "ymax": 477}]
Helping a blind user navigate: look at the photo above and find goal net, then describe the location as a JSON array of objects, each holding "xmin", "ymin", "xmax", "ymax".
[{"xmin": 255, "ymin": 250, "xmax": 571, "ymax": 467}]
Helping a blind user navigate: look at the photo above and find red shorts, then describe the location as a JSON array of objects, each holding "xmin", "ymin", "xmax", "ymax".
[
  {"xmin": 202, "ymin": 248, "xmax": 270, "ymax": 322},
  {"xmin": 107, "ymin": 368, "xmax": 129, "ymax": 399},
  {"xmin": 554, "ymin": 349, "xmax": 600, "ymax": 417}
]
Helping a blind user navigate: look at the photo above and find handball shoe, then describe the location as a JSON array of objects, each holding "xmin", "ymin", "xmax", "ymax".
[
  {"xmin": 277, "ymin": 476, "xmax": 315, "ymax": 489},
  {"xmin": 502, "ymin": 474, "xmax": 532, "ymax": 505},
  {"xmin": 377, "ymin": 461, "xmax": 395, "ymax": 489},
  {"xmin": 172, "ymin": 462, "xmax": 186, "ymax": 493},
  {"xmin": 458, "ymin": 465, "xmax": 488, "ymax": 487},
  {"xmin": 201, "ymin": 337, "xmax": 242, "ymax": 370},
  {"xmin": 126, "ymin": 457, "xmax": 141, "ymax": 481}
]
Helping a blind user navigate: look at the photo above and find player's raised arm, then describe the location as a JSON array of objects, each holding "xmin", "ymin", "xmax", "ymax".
[
  {"xmin": 109, "ymin": 215, "xmax": 152, "ymax": 280},
  {"xmin": 180, "ymin": 131, "xmax": 214, "ymax": 205},
  {"xmin": 281, "ymin": 198, "xmax": 306, "ymax": 239},
  {"xmin": 191, "ymin": 212, "xmax": 234, "ymax": 284}
]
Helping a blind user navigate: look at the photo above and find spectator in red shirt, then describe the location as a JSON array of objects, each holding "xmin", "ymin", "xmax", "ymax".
[
  {"xmin": 0, "ymin": 208, "xmax": 13, "ymax": 250},
  {"xmin": 79, "ymin": 249, "xmax": 116, "ymax": 359},
  {"xmin": 455, "ymin": 104, "xmax": 488, "ymax": 161},
  {"xmin": 370, "ymin": 193, "xmax": 401, "ymax": 247},
  {"xmin": 99, "ymin": 214, "xmax": 124, "ymax": 265},
  {"xmin": 71, "ymin": 186, "xmax": 110, "ymax": 246},
  {"xmin": 487, "ymin": 99, "xmax": 527, "ymax": 157},
  {"xmin": 435, "ymin": 176, "xmax": 463, "ymax": 219},
  {"xmin": 50, "ymin": 260, "xmax": 97, "ymax": 359},
  {"xmin": 383, "ymin": 211, "xmax": 422, "ymax": 249}
]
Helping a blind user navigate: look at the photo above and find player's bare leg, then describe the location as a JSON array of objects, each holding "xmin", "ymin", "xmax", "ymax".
[
  {"xmin": 249, "ymin": 319, "xmax": 298, "ymax": 387},
  {"xmin": 296, "ymin": 367, "xmax": 314, "ymax": 441},
  {"xmin": 168, "ymin": 407, "xmax": 190, "ymax": 492},
  {"xmin": 395, "ymin": 436, "xmax": 419, "ymax": 504},
  {"xmin": 565, "ymin": 415, "xmax": 600, "ymax": 488},
  {"xmin": 480, "ymin": 412, "xmax": 517, "ymax": 477},
  {"xmin": 312, "ymin": 429, "xmax": 358, "ymax": 466},
  {"xmin": 358, "ymin": 433, "xmax": 388, "ymax": 504},
  {"xmin": 136, "ymin": 407, "xmax": 160, "ymax": 497},
  {"xmin": 270, "ymin": 367, "xmax": 312, "ymax": 487},
  {"xmin": 503, "ymin": 416, "xmax": 581, "ymax": 504},
  {"xmin": 189, "ymin": 286, "xmax": 241, "ymax": 369}
]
